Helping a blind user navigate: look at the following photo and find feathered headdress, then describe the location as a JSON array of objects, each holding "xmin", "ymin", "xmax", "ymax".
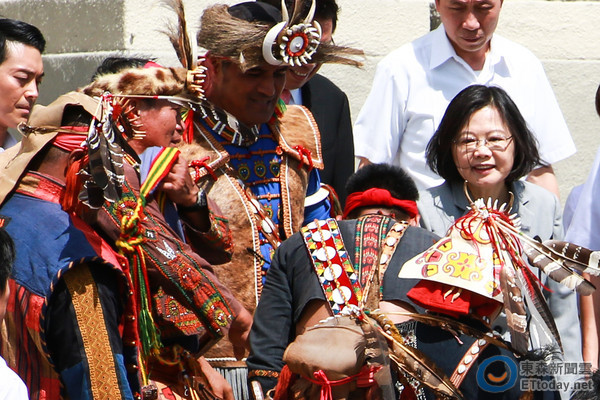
[
  {"xmin": 401, "ymin": 188, "xmax": 600, "ymax": 356},
  {"xmin": 195, "ymin": 1, "xmax": 363, "ymax": 71},
  {"xmin": 79, "ymin": 66, "xmax": 193, "ymax": 208},
  {"xmin": 164, "ymin": 0, "xmax": 363, "ymax": 102}
]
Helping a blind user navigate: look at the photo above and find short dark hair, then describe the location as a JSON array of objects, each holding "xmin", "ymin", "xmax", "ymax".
[
  {"xmin": 0, "ymin": 228, "xmax": 15, "ymax": 294},
  {"xmin": 229, "ymin": 1, "xmax": 281, "ymax": 24},
  {"xmin": 346, "ymin": 163, "xmax": 419, "ymax": 202},
  {"xmin": 257, "ymin": 0, "xmax": 339, "ymax": 32},
  {"xmin": 426, "ymin": 85, "xmax": 544, "ymax": 184},
  {"xmin": 92, "ymin": 56, "xmax": 153, "ymax": 80},
  {"xmin": 0, "ymin": 18, "xmax": 45, "ymax": 64}
]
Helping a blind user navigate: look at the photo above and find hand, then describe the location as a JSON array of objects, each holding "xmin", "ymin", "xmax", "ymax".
[
  {"xmin": 228, "ymin": 307, "xmax": 252, "ymax": 360},
  {"xmin": 197, "ymin": 357, "xmax": 234, "ymax": 400},
  {"xmin": 158, "ymin": 154, "xmax": 199, "ymax": 207}
]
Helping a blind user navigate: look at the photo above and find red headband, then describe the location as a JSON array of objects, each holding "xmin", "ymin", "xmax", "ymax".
[
  {"xmin": 342, "ymin": 188, "xmax": 419, "ymax": 219},
  {"xmin": 51, "ymin": 126, "xmax": 88, "ymax": 152},
  {"xmin": 143, "ymin": 61, "xmax": 163, "ymax": 69}
]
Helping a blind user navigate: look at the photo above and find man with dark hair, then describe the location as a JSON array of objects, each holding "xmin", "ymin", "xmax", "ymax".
[
  {"xmin": 90, "ymin": 56, "xmax": 234, "ymax": 265},
  {"xmin": 259, "ymin": 0, "xmax": 355, "ymax": 206},
  {"xmin": 0, "ymin": 18, "xmax": 45, "ymax": 150},
  {"xmin": 344, "ymin": 162, "xmax": 420, "ymax": 221},
  {"xmin": 247, "ymin": 163, "xmax": 438, "ymax": 398},
  {"xmin": 354, "ymin": 0, "xmax": 575, "ymax": 199},
  {"xmin": 169, "ymin": 2, "xmax": 361, "ymax": 396},
  {"xmin": 91, "ymin": 56, "xmax": 152, "ymax": 80}
]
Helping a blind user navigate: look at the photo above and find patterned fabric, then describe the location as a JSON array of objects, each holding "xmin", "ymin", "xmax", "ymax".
[
  {"xmin": 141, "ymin": 147, "xmax": 181, "ymax": 197},
  {"xmin": 88, "ymin": 158, "xmax": 240, "ymax": 350},
  {"xmin": 301, "ymin": 218, "xmax": 362, "ymax": 314},
  {"xmin": 63, "ymin": 266, "xmax": 127, "ymax": 399},
  {"xmin": 138, "ymin": 146, "xmax": 234, "ymax": 265},
  {"xmin": 2, "ymin": 282, "xmax": 61, "ymax": 399},
  {"xmin": 203, "ymin": 121, "xmax": 283, "ymax": 282},
  {"xmin": 354, "ymin": 214, "xmax": 392, "ymax": 288},
  {"xmin": 0, "ymin": 172, "xmax": 139, "ymax": 400},
  {"xmin": 247, "ymin": 218, "xmax": 439, "ymax": 398},
  {"xmin": 181, "ymin": 104, "xmax": 328, "ymax": 365}
]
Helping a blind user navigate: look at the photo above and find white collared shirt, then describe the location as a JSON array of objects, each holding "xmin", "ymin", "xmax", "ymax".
[
  {"xmin": 288, "ymin": 88, "xmax": 302, "ymax": 106},
  {"xmin": 354, "ymin": 25, "xmax": 576, "ymax": 189}
]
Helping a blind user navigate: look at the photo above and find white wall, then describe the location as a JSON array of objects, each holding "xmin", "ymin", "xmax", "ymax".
[{"xmin": 2, "ymin": 0, "xmax": 599, "ymax": 202}]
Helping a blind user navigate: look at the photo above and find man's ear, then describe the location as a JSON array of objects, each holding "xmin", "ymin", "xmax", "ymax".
[
  {"xmin": 409, "ymin": 214, "xmax": 421, "ymax": 227},
  {"xmin": 66, "ymin": 147, "xmax": 86, "ymax": 170},
  {"xmin": 125, "ymin": 98, "xmax": 141, "ymax": 115}
]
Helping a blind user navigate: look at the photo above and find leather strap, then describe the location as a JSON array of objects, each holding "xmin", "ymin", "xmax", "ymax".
[{"xmin": 449, "ymin": 337, "xmax": 490, "ymax": 388}]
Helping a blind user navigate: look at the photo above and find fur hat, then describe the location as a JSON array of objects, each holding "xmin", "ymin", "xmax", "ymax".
[
  {"xmin": 82, "ymin": 66, "xmax": 188, "ymax": 98},
  {"xmin": 194, "ymin": 1, "xmax": 363, "ymax": 71}
]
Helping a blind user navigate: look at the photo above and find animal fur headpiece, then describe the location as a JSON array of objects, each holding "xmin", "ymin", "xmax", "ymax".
[
  {"xmin": 164, "ymin": 0, "xmax": 362, "ymax": 101},
  {"xmin": 194, "ymin": 1, "xmax": 363, "ymax": 72},
  {"xmin": 82, "ymin": 66, "xmax": 188, "ymax": 98}
]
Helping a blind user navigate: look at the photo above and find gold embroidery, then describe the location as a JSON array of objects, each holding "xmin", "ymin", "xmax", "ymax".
[{"xmin": 64, "ymin": 265, "xmax": 122, "ymax": 399}]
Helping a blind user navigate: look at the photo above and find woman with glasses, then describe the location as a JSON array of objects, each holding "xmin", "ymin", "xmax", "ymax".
[
  {"xmin": 418, "ymin": 84, "xmax": 557, "ymax": 239},
  {"xmin": 416, "ymin": 84, "xmax": 582, "ymax": 382}
]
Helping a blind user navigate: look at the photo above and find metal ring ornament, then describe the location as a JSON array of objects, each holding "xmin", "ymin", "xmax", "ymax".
[{"xmin": 262, "ymin": 20, "xmax": 322, "ymax": 67}]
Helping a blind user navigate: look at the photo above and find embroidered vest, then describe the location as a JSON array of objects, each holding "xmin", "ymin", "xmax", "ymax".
[
  {"xmin": 302, "ymin": 215, "xmax": 407, "ymax": 314},
  {"xmin": 179, "ymin": 105, "xmax": 323, "ymax": 362}
]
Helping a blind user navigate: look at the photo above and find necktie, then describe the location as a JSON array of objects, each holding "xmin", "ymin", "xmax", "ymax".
[{"xmin": 280, "ymin": 89, "xmax": 292, "ymax": 105}]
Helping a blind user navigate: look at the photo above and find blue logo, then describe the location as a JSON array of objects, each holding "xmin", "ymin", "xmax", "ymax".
[{"xmin": 476, "ymin": 355, "xmax": 518, "ymax": 393}]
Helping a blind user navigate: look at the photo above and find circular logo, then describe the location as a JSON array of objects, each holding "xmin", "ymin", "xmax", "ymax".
[{"xmin": 476, "ymin": 355, "xmax": 518, "ymax": 393}]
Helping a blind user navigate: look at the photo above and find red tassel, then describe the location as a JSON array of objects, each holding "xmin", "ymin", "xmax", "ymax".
[
  {"xmin": 189, "ymin": 157, "xmax": 217, "ymax": 182},
  {"xmin": 292, "ymin": 145, "xmax": 314, "ymax": 170},
  {"xmin": 182, "ymin": 108, "xmax": 194, "ymax": 144},
  {"xmin": 60, "ymin": 155, "xmax": 87, "ymax": 213},
  {"xmin": 272, "ymin": 365, "xmax": 295, "ymax": 400}
]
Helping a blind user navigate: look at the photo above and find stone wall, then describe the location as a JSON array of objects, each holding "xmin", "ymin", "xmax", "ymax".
[{"xmin": 2, "ymin": 0, "xmax": 599, "ymax": 203}]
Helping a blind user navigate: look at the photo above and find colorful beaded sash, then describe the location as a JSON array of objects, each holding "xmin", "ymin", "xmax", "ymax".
[{"xmin": 301, "ymin": 218, "xmax": 362, "ymax": 314}]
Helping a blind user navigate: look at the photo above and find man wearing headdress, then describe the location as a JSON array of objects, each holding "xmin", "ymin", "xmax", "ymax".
[
  {"xmin": 79, "ymin": 66, "xmax": 254, "ymax": 399},
  {"xmin": 0, "ymin": 92, "xmax": 144, "ymax": 400},
  {"xmin": 170, "ymin": 3, "xmax": 362, "ymax": 391},
  {"xmin": 247, "ymin": 164, "xmax": 439, "ymax": 399},
  {"xmin": 259, "ymin": 0, "xmax": 355, "ymax": 206},
  {"xmin": 89, "ymin": 56, "xmax": 235, "ymax": 266}
]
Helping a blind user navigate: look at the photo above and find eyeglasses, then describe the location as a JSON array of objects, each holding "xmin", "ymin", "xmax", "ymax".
[{"xmin": 453, "ymin": 135, "xmax": 513, "ymax": 153}]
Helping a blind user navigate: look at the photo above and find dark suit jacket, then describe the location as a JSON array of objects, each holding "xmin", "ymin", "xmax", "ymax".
[{"xmin": 301, "ymin": 74, "xmax": 354, "ymax": 205}]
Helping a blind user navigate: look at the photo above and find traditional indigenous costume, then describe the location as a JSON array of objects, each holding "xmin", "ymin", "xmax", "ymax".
[
  {"xmin": 0, "ymin": 93, "xmax": 143, "ymax": 400},
  {"xmin": 247, "ymin": 185, "xmax": 442, "ymax": 399},
  {"xmin": 250, "ymin": 182, "xmax": 600, "ymax": 399},
  {"xmin": 399, "ymin": 194, "xmax": 600, "ymax": 399},
  {"xmin": 80, "ymin": 67, "xmax": 246, "ymax": 399},
  {"xmin": 159, "ymin": 1, "xmax": 362, "ymax": 393}
]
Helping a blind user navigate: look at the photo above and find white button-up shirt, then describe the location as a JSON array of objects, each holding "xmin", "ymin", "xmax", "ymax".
[{"xmin": 354, "ymin": 25, "xmax": 576, "ymax": 190}]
